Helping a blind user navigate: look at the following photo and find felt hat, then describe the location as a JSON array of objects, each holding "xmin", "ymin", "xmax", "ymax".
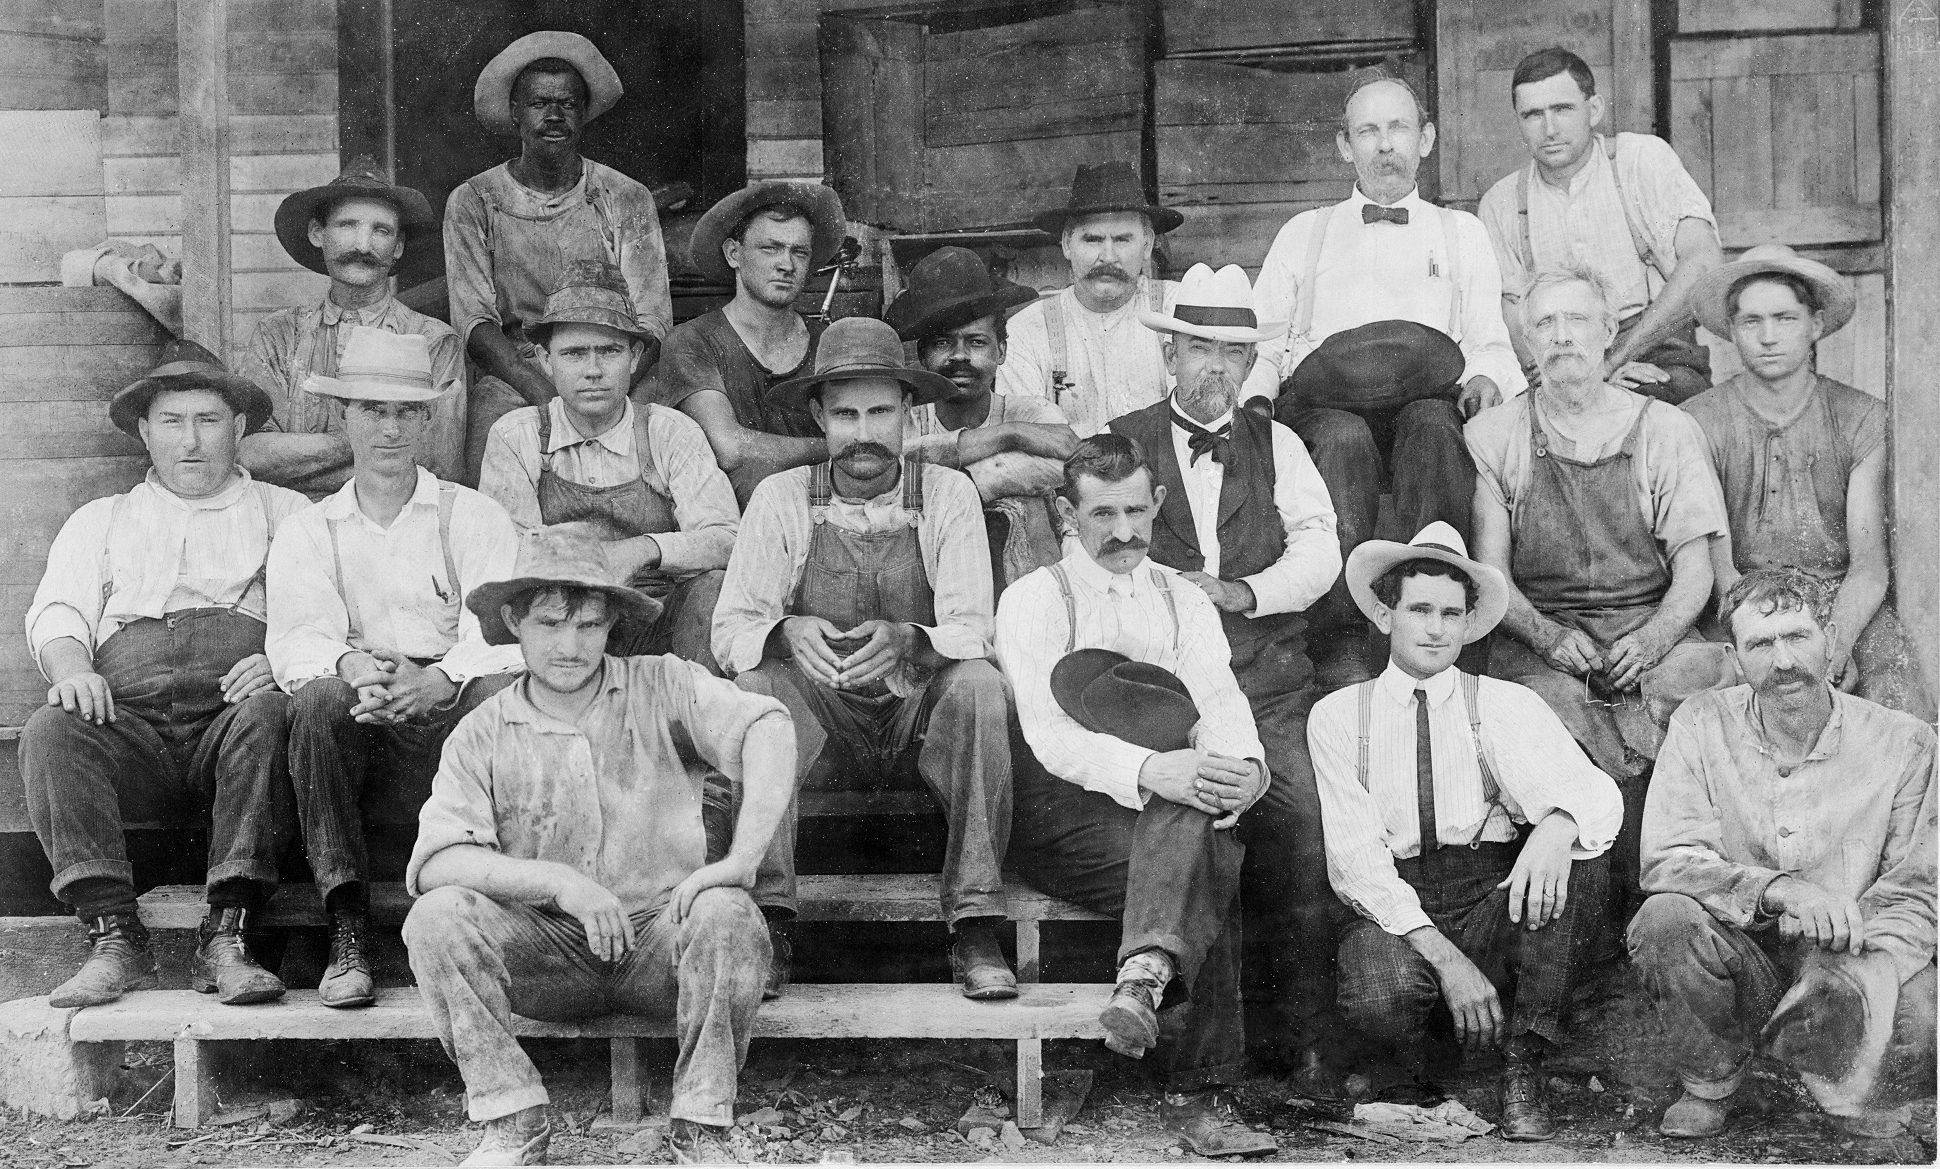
[
  {"xmin": 1050, "ymin": 648, "xmax": 1201, "ymax": 753},
  {"xmin": 767, "ymin": 316, "xmax": 954, "ymax": 413},
  {"xmin": 1690, "ymin": 243, "xmax": 1856, "ymax": 340},
  {"xmin": 1284, "ymin": 320, "xmax": 1466, "ymax": 411},
  {"xmin": 300, "ymin": 326, "xmax": 455, "ymax": 403},
  {"xmin": 1345, "ymin": 521, "xmax": 1508, "ymax": 644},
  {"xmin": 1139, "ymin": 263, "xmax": 1287, "ymax": 345},
  {"xmin": 688, "ymin": 181, "xmax": 847, "ymax": 286},
  {"xmin": 1033, "ymin": 161, "xmax": 1184, "ymax": 237},
  {"xmin": 467, "ymin": 523, "xmax": 662, "ymax": 646},
  {"xmin": 109, "ymin": 339, "xmax": 274, "ymax": 438},
  {"xmin": 527, "ymin": 259, "xmax": 653, "ymax": 346},
  {"xmin": 473, "ymin": 31, "xmax": 623, "ymax": 135},
  {"xmin": 883, "ymin": 246, "xmax": 1038, "ymax": 342},
  {"xmin": 273, "ymin": 157, "xmax": 439, "ymax": 283}
]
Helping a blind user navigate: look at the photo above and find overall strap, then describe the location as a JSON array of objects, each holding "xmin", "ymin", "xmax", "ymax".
[
  {"xmin": 1153, "ymin": 569, "xmax": 1179, "ymax": 654},
  {"xmin": 632, "ymin": 404, "xmax": 659, "ymax": 487},
  {"xmin": 1459, "ymin": 670, "xmax": 1504, "ymax": 847},
  {"xmin": 809, "ymin": 462, "xmax": 834, "ymax": 512},
  {"xmin": 1437, "ymin": 205, "xmax": 1466, "ymax": 336},
  {"xmin": 536, "ymin": 402, "xmax": 554, "ymax": 474},
  {"xmin": 1292, "ymin": 204, "xmax": 1334, "ymax": 341},
  {"xmin": 437, "ymin": 483, "xmax": 459, "ymax": 597},
  {"xmin": 1354, "ymin": 678, "xmax": 1376, "ymax": 790},
  {"xmin": 900, "ymin": 455, "xmax": 925, "ymax": 522},
  {"xmin": 1050, "ymin": 562, "xmax": 1077, "ymax": 654},
  {"xmin": 1603, "ymin": 136, "xmax": 1667, "ymax": 278},
  {"xmin": 1044, "ymin": 295, "xmax": 1069, "ymax": 400},
  {"xmin": 1617, "ymin": 396, "xmax": 1655, "ymax": 458}
]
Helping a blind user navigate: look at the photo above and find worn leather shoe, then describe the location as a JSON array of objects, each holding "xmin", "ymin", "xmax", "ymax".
[
  {"xmin": 49, "ymin": 914, "xmax": 160, "ymax": 1008},
  {"xmin": 1659, "ymin": 1090, "xmax": 1731, "ymax": 1138},
  {"xmin": 190, "ymin": 908, "xmax": 285, "ymax": 1005},
  {"xmin": 1160, "ymin": 1089, "xmax": 1277, "ymax": 1157},
  {"xmin": 1099, "ymin": 978, "xmax": 1161, "ymax": 1058},
  {"xmin": 951, "ymin": 923, "xmax": 1018, "ymax": 1000},
  {"xmin": 1285, "ymin": 1044, "xmax": 1351, "ymax": 1102},
  {"xmin": 319, "ymin": 911, "xmax": 376, "ymax": 1009},
  {"xmin": 463, "ymin": 1105, "xmax": 551, "ymax": 1166},
  {"xmin": 1498, "ymin": 1061, "xmax": 1556, "ymax": 1141},
  {"xmin": 669, "ymin": 1118, "xmax": 736, "ymax": 1164},
  {"xmin": 764, "ymin": 923, "xmax": 792, "ymax": 1001}
]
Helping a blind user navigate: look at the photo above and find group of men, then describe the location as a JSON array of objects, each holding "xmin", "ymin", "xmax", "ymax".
[{"xmin": 18, "ymin": 29, "xmax": 1933, "ymax": 1167}]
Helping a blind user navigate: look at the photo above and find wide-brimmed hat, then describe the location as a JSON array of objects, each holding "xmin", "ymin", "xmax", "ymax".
[
  {"xmin": 109, "ymin": 339, "xmax": 274, "ymax": 438},
  {"xmin": 883, "ymin": 247, "xmax": 1038, "ymax": 342},
  {"xmin": 767, "ymin": 316, "xmax": 954, "ymax": 413},
  {"xmin": 474, "ymin": 31, "xmax": 623, "ymax": 135},
  {"xmin": 467, "ymin": 523, "xmax": 662, "ymax": 646},
  {"xmin": 689, "ymin": 181, "xmax": 846, "ymax": 286},
  {"xmin": 1050, "ymin": 648, "xmax": 1200, "ymax": 753},
  {"xmin": 1690, "ymin": 243, "xmax": 1856, "ymax": 340},
  {"xmin": 1139, "ymin": 263, "xmax": 1287, "ymax": 346},
  {"xmin": 527, "ymin": 259, "xmax": 653, "ymax": 346},
  {"xmin": 274, "ymin": 157, "xmax": 439, "ymax": 283},
  {"xmin": 1345, "ymin": 522, "xmax": 1507, "ymax": 643},
  {"xmin": 300, "ymin": 326, "xmax": 455, "ymax": 403},
  {"xmin": 1284, "ymin": 320, "xmax": 1466, "ymax": 411},
  {"xmin": 1033, "ymin": 162, "xmax": 1184, "ymax": 238}
]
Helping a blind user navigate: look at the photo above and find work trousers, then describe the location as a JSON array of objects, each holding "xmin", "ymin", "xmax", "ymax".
[
  {"xmin": 1008, "ymin": 748, "xmax": 1246, "ymax": 1090},
  {"xmin": 734, "ymin": 658, "xmax": 1011, "ymax": 924},
  {"xmin": 287, "ymin": 673, "xmax": 518, "ymax": 904},
  {"xmin": 608, "ymin": 569, "xmax": 727, "ymax": 676},
  {"xmin": 404, "ymin": 884, "xmax": 769, "ymax": 1126},
  {"xmin": 1338, "ymin": 843, "xmax": 1608, "ymax": 1057},
  {"xmin": 1628, "ymin": 893, "xmax": 1938, "ymax": 1128}
]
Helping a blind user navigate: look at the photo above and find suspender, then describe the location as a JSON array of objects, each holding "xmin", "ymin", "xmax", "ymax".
[
  {"xmin": 1293, "ymin": 203, "xmax": 1466, "ymax": 342},
  {"xmin": 1438, "ymin": 205, "xmax": 1465, "ymax": 335},
  {"xmin": 808, "ymin": 457, "xmax": 925, "ymax": 523},
  {"xmin": 328, "ymin": 482, "xmax": 460, "ymax": 642},
  {"xmin": 1048, "ymin": 561, "xmax": 1178, "ymax": 655},
  {"xmin": 1354, "ymin": 671, "xmax": 1503, "ymax": 850},
  {"xmin": 100, "ymin": 485, "xmax": 275, "ymax": 615},
  {"xmin": 1517, "ymin": 135, "xmax": 1667, "ymax": 279},
  {"xmin": 1044, "ymin": 277, "xmax": 1165, "ymax": 403},
  {"xmin": 537, "ymin": 402, "xmax": 660, "ymax": 485}
]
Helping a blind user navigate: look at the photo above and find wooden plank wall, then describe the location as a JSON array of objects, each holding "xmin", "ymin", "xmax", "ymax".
[
  {"xmin": 0, "ymin": 0, "xmax": 106, "ymax": 111},
  {"xmin": 751, "ymin": 0, "xmax": 825, "ymax": 182},
  {"xmin": 0, "ymin": 110, "xmax": 107, "ymax": 283},
  {"xmin": 1161, "ymin": 0, "xmax": 1416, "ymax": 53},
  {"xmin": 1677, "ymin": 0, "xmax": 1863, "ymax": 32}
]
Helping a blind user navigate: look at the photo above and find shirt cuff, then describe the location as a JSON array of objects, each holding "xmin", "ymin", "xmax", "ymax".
[
  {"xmin": 431, "ymin": 641, "xmax": 524, "ymax": 685},
  {"xmin": 651, "ymin": 529, "xmax": 732, "ymax": 576},
  {"xmin": 1240, "ymin": 570, "xmax": 1298, "ymax": 619},
  {"xmin": 1377, "ymin": 901, "xmax": 1434, "ymax": 937},
  {"xmin": 1088, "ymin": 739, "xmax": 1156, "ymax": 811},
  {"xmin": 914, "ymin": 623, "xmax": 987, "ymax": 663},
  {"xmin": 728, "ymin": 620, "xmax": 785, "ymax": 677}
]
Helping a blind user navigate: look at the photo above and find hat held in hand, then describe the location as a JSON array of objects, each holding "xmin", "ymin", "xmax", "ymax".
[{"xmin": 1050, "ymin": 648, "xmax": 1201, "ymax": 753}]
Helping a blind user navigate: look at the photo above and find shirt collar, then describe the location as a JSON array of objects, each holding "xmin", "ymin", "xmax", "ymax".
[
  {"xmin": 1377, "ymin": 659, "xmax": 1459, "ymax": 707},
  {"xmin": 1347, "ymin": 186, "xmax": 1427, "ymax": 215},
  {"xmin": 1061, "ymin": 276, "xmax": 1152, "ymax": 322},
  {"xmin": 547, "ymin": 398, "xmax": 636, "ymax": 457},
  {"xmin": 321, "ymin": 465, "xmax": 442, "ymax": 521},
  {"xmin": 321, "ymin": 293, "xmax": 395, "ymax": 327},
  {"xmin": 502, "ymin": 659, "xmax": 627, "ymax": 729},
  {"xmin": 1061, "ymin": 545, "xmax": 1153, "ymax": 598},
  {"xmin": 1745, "ymin": 684, "xmax": 1846, "ymax": 762},
  {"xmin": 139, "ymin": 466, "xmax": 255, "ymax": 512}
]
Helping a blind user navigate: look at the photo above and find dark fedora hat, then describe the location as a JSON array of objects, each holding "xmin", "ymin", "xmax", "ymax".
[
  {"xmin": 1033, "ymin": 162, "xmax": 1184, "ymax": 238},
  {"xmin": 274, "ymin": 157, "xmax": 439, "ymax": 284},
  {"xmin": 1050, "ymin": 648, "xmax": 1200, "ymax": 754},
  {"xmin": 884, "ymin": 246, "xmax": 1039, "ymax": 342},
  {"xmin": 109, "ymin": 339, "xmax": 274, "ymax": 438},
  {"xmin": 1283, "ymin": 320, "xmax": 1466, "ymax": 413},
  {"xmin": 767, "ymin": 316, "xmax": 955, "ymax": 414},
  {"xmin": 689, "ymin": 181, "xmax": 846, "ymax": 286}
]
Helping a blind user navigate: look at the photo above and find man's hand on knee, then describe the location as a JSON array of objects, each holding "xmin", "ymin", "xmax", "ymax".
[
  {"xmin": 48, "ymin": 671, "xmax": 115, "ymax": 725},
  {"xmin": 669, "ymin": 855, "xmax": 760, "ymax": 924},
  {"xmin": 1764, "ymin": 876, "xmax": 1868, "ymax": 955},
  {"xmin": 1138, "ymin": 750, "xmax": 1227, "ymax": 817},
  {"xmin": 552, "ymin": 869, "xmax": 634, "ymax": 963},
  {"xmin": 1405, "ymin": 926, "xmax": 1503, "ymax": 1051},
  {"xmin": 1458, "ymin": 376, "xmax": 1501, "ymax": 419},
  {"xmin": 219, "ymin": 653, "xmax": 277, "ymax": 705},
  {"xmin": 1498, "ymin": 813, "xmax": 1577, "ymax": 929}
]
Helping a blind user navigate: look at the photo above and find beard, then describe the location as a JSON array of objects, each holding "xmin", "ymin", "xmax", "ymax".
[{"xmin": 1177, "ymin": 369, "xmax": 1238, "ymax": 421}]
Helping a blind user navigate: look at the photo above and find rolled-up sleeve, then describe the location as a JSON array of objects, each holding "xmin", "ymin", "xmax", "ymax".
[
  {"xmin": 1640, "ymin": 703, "xmax": 1786, "ymax": 926},
  {"xmin": 476, "ymin": 409, "xmax": 545, "ymax": 530},
  {"xmin": 26, "ymin": 499, "xmax": 114, "ymax": 670},
  {"xmin": 444, "ymin": 183, "xmax": 499, "ymax": 348},
  {"xmin": 1481, "ymin": 680, "xmax": 1623, "ymax": 857},
  {"xmin": 405, "ymin": 705, "xmax": 505, "ymax": 895},
  {"xmin": 912, "ymin": 469, "xmax": 994, "ymax": 665},
  {"xmin": 1308, "ymin": 692, "xmax": 1433, "ymax": 936},
  {"xmin": 613, "ymin": 184, "xmax": 673, "ymax": 344},
  {"xmin": 712, "ymin": 472, "xmax": 810, "ymax": 676},
  {"xmin": 671, "ymin": 658, "xmax": 794, "ymax": 782},
  {"xmin": 649, "ymin": 407, "xmax": 739, "ymax": 574},
  {"xmin": 423, "ymin": 327, "xmax": 470, "ymax": 483}
]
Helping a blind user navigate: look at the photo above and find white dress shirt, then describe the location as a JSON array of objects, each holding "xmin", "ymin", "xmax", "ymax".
[
  {"xmin": 997, "ymin": 276, "xmax": 1180, "ymax": 437},
  {"xmin": 27, "ymin": 469, "xmax": 310, "ymax": 672},
  {"xmin": 1164, "ymin": 400, "xmax": 1340, "ymax": 615},
  {"xmin": 1309, "ymin": 661, "xmax": 1624, "ymax": 936},
  {"xmin": 266, "ymin": 467, "xmax": 524, "ymax": 689},
  {"xmin": 1246, "ymin": 187, "xmax": 1525, "ymax": 402},
  {"xmin": 996, "ymin": 549, "xmax": 1265, "ymax": 811},
  {"xmin": 477, "ymin": 398, "xmax": 739, "ymax": 574}
]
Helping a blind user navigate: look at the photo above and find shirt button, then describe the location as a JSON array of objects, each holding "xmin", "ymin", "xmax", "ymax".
[
  {"xmin": 1777, "ymin": 767, "xmax": 1791, "ymax": 777},
  {"xmin": 1778, "ymin": 826, "xmax": 1794, "ymax": 837}
]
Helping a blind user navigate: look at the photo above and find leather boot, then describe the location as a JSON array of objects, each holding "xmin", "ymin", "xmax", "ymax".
[
  {"xmin": 1498, "ymin": 1038, "xmax": 1557, "ymax": 1141},
  {"xmin": 190, "ymin": 908, "xmax": 286, "ymax": 1005},
  {"xmin": 950, "ymin": 920, "xmax": 1018, "ymax": 1000},
  {"xmin": 319, "ymin": 911, "xmax": 376, "ymax": 1009},
  {"xmin": 48, "ymin": 914, "xmax": 160, "ymax": 1008},
  {"xmin": 1285, "ymin": 1044, "xmax": 1351, "ymax": 1103},
  {"xmin": 764, "ymin": 922, "xmax": 792, "ymax": 1001},
  {"xmin": 463, "ymin": 1104, "xmax": 551, "ymax": 1166},
  {"xmin": 1160, "ymin": 1088, "xmax": 1277, "ymax": 1157},
  {"xmin": 1099, "ymin": 954, "xmax": 1169, "ymax": 1058},
  {"xmin": 669, "ymin": 1118, "xmax": 736, "ymax": 1164}
]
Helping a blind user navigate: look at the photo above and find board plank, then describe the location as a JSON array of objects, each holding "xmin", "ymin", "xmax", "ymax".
[
  {"xmin": 1812, "ymin": 70, "xmax": 1857, "ymax": 209},
  {"xmin": 108, "ymin": 68, "xmax": 336, "ymax": 117},
  {"xmin": 923, "ymin": 132, "xmax": 1142, "ymax": 229},
  {"xmin": 1669, "ymin": 31, "xmax": 1877, "ymax": 80},
  {"xmin": 0, "ymin": 196, "xmax": 106, "ymax": 284},
  {"xmin": 101, "ymin": 113, "xmax": 337, "ymax": 156},
  {"xmin": 1710, "ymin": 75, "xmax": 1774, "ymax": 212},
  {"xmin": 1158, "ymin": 122, "xmax": 1347, "ymax": 189},
  {"xmin": 0, "ymin": 111, "xmax": 103, "ymax": 198},
  {"xmin": 1770, "ymin": 72, "xmax": 1818, "ymax": 210},
  {"xmin": 0, "ymin": 345, "xmax": 165, "ymax": 403},
  {"xmin": 103, "ymin": 28, "xmax": 337, "ymax": 74},
  {"xmin": 1716, "ymin": 205, "xmax": 1881, "ymax": 247},
  {"xmin": 1160, "ymin": 0, "xmax": 1415, "ymax": 53},
  {"xmin": 748, "ymin": 98, "xmax": 822, "ymax": 139},
  {"xmin": 1164, "ymin": 199, "xmax": 1322, "ymax": 273},
  {"xmin": 1677, "ymin": 0, "xmax": 1853, "ymax": 32},
  {"xmin": 1668, "ymin": 80, "xmax": 1715, "ymax": 200},
  {"xmin": 103, "ymin": 0, "xmax": 334, "ymax": 39},
  {"xmin": 924, "ymin": 7, "xmax": 1140, "ymax": 149},
  {"xmin": 0, "ymin": 0, "xmax": 105, "ymax": 40}
]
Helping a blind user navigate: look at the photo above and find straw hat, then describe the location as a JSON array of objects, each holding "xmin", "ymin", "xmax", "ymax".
[
  {"xmin": 1690, "ymin": 243, "xmax": 1856, "ymax": 340},
  {"xmin": 109, "ymin": 339, "xmax": 273, "ymax": 438},
  {"xmin": 466, "ymin": 523, "xmax": 662, "ymax": 646},
  {"xmin": 473, "ymin": 31, "xmax": 623, "ymax": 134},
  {"xmin": 1344, "ymin": 522, "xmax": 1508, "ymax": 643},
  {"xmin": 300, "ymin": 327, "xmax": 455, "ymax": 403},
  {"xmin": 1139, "ymin": 263, "xmax": 1287, "ymax": 345}
]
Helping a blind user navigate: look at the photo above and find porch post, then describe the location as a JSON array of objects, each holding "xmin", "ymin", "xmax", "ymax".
[{"xmin": 177, "ymin": 0, "xmax": 232, "ymax": 356}]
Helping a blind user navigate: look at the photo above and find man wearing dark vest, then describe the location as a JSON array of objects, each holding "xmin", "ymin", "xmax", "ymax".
[
  {"xmin": 479, "ymin": 261, "xmax": 739, "ymax": 672},
  {"xmin": 711, "ymin": 317, "xmax": 1016, "ymax": 1002},
  {"xmin": 1107, "ymin": 263, "xmax": 1352, "ymax": 1098}
]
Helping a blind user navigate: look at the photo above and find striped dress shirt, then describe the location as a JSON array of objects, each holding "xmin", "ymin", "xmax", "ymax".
[{"xmin": 997, "ymin": 277, "xmax": 1181, "ymax": 437}]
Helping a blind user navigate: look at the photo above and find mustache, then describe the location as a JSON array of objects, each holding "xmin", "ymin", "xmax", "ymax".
[
  {"xmin": 1099, "ymin": 536, "xmax": 1148, "ymax": 555},
  {"xmin": 1085, "ymin": 263, "xmax": 1133, "ymax": 282},
  {"xmin": 938, "ymin": 360, "xmax": 979, "ymax": 380},
  {"xmin": 1766, "ymin": 668, "xmax": 1817, "ymax": 687},
  {"xmin": 333, "ymin": 250, "xmax": 387, "ymax": 269},
  {"xmin": 835, "ymin": 441, "xmax": 895, "ymax": 462}
]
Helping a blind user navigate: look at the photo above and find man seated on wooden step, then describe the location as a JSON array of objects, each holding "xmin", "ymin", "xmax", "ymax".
[
  {"xmin": 1105, "ymin": 263, "xmax": 1351, "ymax": 1099},
  {"xmin": 885, "ymin": 245, "xmax": 1076, "ymax": 593},
  {"xmin": 268, "ymin": 327, "xmax": 525, "ymax": 1011},
  {"xmin": 997, "ymin": 162, "xmax": 1186, "ymax": 437},
  {"xmin": 406, "ymin": 525, "xmax": 793, "ymax": 1167},
  {"xmin": 1480, "ymin": 48, "xmax": 1722, "ymax": 404},
  {"xmin": 22, "ymin": 341, "xmax": 308, "ymax": 1007},
  {"xmin": 1630, "ymin": 568, "xmax": 1935, "ymax": 1142},
  {"xmin": 1682, "ymin": 246, "xmax": 1934, "ymax": 720},
  {"xmin": 479, "ymin": 260, "xmax": 739, "ymax": 671},
  {"xmin": 996, "ymin": 435, "xmax": 1277, "ymax": 1158},
  {"xmin": 712, "ymin": 316, "xmax": 1016, "ymax": 1002},
  {"xmin": 653, "ymin": 182, "xmax": 848, "ymax": 504},
  {"xmin": 239, "ymin": 159, "xmax": 465, "ymax": 497},
  {"xmin": 1310, "ymin": 522, "xmax": 1622, "ymax": 1139},
  {"xmin": 448, "ymin": 31, "xmax": 673, "ymax": 483}
]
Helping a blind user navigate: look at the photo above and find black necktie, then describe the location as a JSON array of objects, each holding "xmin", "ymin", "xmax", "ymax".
[
  {"xmin": 1172, "ymin": 410, "xmax": 1232, "ymax": 467},
  {"xmin": 1363, "ymin": 203, "xmax": 1410, "ymax": 226},
  {"xmin": 1415, "ymin": 689, "xmax": 1438, "ymax": 857}
]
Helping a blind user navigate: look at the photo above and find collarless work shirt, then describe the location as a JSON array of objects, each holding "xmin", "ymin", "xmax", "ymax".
[{"xmin": 997, "ymin": 276, "xmax": 1181, "ymax": 437}]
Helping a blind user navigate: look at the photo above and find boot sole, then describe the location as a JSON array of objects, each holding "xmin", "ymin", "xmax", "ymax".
[
  {"xmin": 49, "ymin": 969, "xmax": 160, "ymax": 1009},
  {"xmin": 320, "ymin": 992, "xmax": 377, "ymax": 1009},
  {"xmin": 191, "ymin": 975, "xmax": 287, "ymax": 1005},
  {"xmin": 1173, "ymin": 1130, "xmax": 1278, "ymax": 1158},
  {"xmin": 1098, "ymin": 1002, "xmax": 1159, "ymax": 1055}
]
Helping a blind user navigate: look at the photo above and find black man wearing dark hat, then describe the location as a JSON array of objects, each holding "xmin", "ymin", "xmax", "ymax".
[
  {"xmin": 886, "ymin": 246, "xmax": 1076, "ymax": 590},
  {"xmin": 654, "ymin": 181, "xmax": 847, "ymax": 505},
  {"xmin": 239, "ymin": 158, "xmax": 464, "ymax": 497},
  {"xmin": 996, "ymin": 434, "xmax": 1277, "ymax": 1157},
  {"xmin": 713, "ymin": 316, "xmax": 1016, "ymax": 1002},
  {"xmin": 21, "ymin": 341, "xmax": 308, "ymax": 1008},
  {"xmin": 448, "ymin": 31, "xmax": 672, "ymax": 485}
]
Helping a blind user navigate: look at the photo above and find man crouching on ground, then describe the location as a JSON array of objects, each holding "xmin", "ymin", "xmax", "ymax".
[{"xmin": 402, "ymin": 525, "xmax": 795, "ymax": 1166}]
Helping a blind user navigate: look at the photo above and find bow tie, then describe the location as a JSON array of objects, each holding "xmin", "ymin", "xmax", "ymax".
[
  {"xmin": 1362, "ymin": 203, "xmax": 1410, "ymax": 225},
  {"xmin": 1173, "ymin": 410, "xmax": 1232, "ymax": 467}
]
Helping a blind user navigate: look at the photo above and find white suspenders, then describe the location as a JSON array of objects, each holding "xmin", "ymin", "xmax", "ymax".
[
  {"xmin": 327, "ymin": 483, "xmax": 460, "ymax": 644},
  {"xmin": 1290, "ymin": 202, "xmax": 1466, "ymax": 347},
  {"xmin": 1044, "ymin": 277, "xmax": 1166, "ymax": 404}
]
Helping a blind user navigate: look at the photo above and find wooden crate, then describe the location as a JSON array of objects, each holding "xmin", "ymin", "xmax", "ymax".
[{"xmin": 1670, "ymin": 31, "xmax": 1881, "ymax": 248}]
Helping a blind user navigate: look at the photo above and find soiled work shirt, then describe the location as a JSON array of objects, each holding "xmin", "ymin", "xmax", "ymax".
[
  {"xmin": 1642, "ymin": 686, "xmax": 1937, "ymax": 983},
  {"xmin": 997, "ymin": 276, "xmax": 1181, "ymax": 437},
  {"xmin": 406, "ymin": 654, "xmax": 792, "ymax": 919}
]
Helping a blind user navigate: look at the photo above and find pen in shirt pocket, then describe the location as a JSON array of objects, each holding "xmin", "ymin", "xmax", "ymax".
[{"xmin": 1428, "ymin": 254, "xmax": 1441, "ymax": 279}]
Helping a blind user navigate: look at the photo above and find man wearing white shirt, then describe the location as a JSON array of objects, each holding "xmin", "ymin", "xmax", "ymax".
[
  {"xmin": 1309, "ymin": 523, "xmax": 1621, "ymax": 1140},
  {"xmin": 268, "ymin": 327, "xmax": 524, "ymax": 1011}
]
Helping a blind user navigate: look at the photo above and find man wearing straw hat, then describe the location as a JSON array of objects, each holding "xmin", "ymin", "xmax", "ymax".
[
  {"xmin": 1682, "ymin": 245, "xmax": 1934, "ymax": 720},
  {"xmin": 448, "ymin": 31, "xmax": 672, "ymax": 484},
  {"xmin": 268, "ymin": 326, "xmax": 525, "ymax": 1011},
  {"xmin": 479, "ymin": 260, "xmax": 739, "ymax": 671},
  {"xmin": 1310, "ymin": 522, "xmax": 1621, "ymax": 1139},
  {"xmin": 240, "ymin": 158, "xmax": 464, "ymax": 496},
  {"xmin": 21, "ymin": 340, "xmax": 307, "ymax": 1007},
  {"xmin": 405, "ymin": 525, "xmax": 793, "ymax": 1167},
  {"xmin": 712, "ymin": 316, "xmax": 1017, "ymax": 1002}
]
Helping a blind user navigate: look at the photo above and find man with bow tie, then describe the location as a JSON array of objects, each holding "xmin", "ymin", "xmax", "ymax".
[{"xmin": 1107, "ymin": 263, "xmax": 1348, "ymax": 1098}]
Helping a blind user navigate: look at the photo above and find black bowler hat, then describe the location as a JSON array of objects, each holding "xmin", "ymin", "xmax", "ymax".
[
  {"xmin": 883, "ymin": 247, "xmax": 1038, "ymax": 342},
  {"xmin": 1050, "ymin": 648, "xmax": 1200, "ymax": 753},
  {"xmin": 1284, "ymin": 320, "xmax": 1466, "ymax": 412}
]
